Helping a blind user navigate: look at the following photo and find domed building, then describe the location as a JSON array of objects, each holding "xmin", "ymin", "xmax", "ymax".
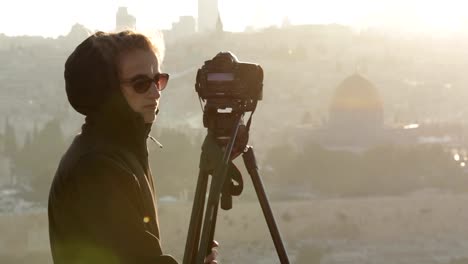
[
  {"xmin": 306, "ymin": 74, "xmax": 389, "ymax": 151},
  {"xmin": 294, "ymin": 73, "xmax": 467, "ymax": 153},
  {"xmin": 329, "ymin": 74, "xmax": 384, "ymax": 130}
]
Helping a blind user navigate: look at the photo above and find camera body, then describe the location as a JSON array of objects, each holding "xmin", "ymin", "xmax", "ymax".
[{"xmin": 195, "ymin": 52, "xmax": 263, "ymax": 104}]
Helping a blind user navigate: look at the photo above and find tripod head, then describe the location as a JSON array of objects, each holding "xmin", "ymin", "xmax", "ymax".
[
  {"xmin": 203, "ymin": 109, "xmax": 249, "ymax": 161},
  {"xmin": 200, "ymin": 99, "xmax": 257, "ymax": 211}
]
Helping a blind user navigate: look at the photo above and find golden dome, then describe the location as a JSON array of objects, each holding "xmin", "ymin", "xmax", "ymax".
[{"xmin": 330, "ymin": 74, "xmax": 383, "ymax": 112}]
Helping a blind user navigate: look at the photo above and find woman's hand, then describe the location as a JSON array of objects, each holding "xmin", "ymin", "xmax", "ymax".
[{"xmin": 204, "ymin": 240, "xmax": 220, "ymax": 264}]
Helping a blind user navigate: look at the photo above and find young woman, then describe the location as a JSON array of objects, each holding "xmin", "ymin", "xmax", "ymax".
[{"xmin": 48, "ymin": 31, "xmax": 218, "ymax": 264}]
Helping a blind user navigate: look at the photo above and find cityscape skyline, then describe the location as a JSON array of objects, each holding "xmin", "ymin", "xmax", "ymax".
[{"xmin": 1, "ymin": 0, "xmax": 468, "ymax": 38}]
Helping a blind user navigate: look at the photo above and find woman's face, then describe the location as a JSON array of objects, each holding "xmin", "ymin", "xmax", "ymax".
[{"xmin": 119, "ymin": 49, "xmax": 161, "ymax": 124}]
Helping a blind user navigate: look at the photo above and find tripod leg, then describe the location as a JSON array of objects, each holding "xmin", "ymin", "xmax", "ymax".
[
  {"xmin": 243, "ymin": 146, "xmax": 290, "ymax": 264},
  {"xmin": 195, "ymin": 162, "xmax": 231, "ymax": 264},
  {"xmin": 206, "ymin": 198, "xmax": 219, "ymax": 255},
  {"xmin": 195, "ymin": 115, "xmax": 243, "ymax": 264},
  {"xmin": 183, "ymin": 169, "xmax": 210, "ymax": 264}
]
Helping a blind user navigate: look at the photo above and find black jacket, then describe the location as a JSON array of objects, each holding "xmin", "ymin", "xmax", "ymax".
[{"xmin": 48, "ymin": 94, "xmax": 178, "ymax": 264}]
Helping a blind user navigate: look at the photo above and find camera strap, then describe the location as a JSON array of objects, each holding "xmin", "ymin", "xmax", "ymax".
[
  {"xmin": 221, "ymin": 161, "xmax": 243, "ymax": 210},
  {"xmin": 228, "ymin": 161, "xmax": 243, "ymax": 196},
  {"xmin": 245, "ymin": 101, "xmax": 258, "ymax": 133}
]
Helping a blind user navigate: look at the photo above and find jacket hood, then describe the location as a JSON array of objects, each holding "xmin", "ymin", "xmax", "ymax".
[
  {"xmin": 64, "ymin": 33, "xmax": 152, "ymax": 152},
  {"xmin": 65, "ymin": 33, "xmax": 119, "ymax": 116}
]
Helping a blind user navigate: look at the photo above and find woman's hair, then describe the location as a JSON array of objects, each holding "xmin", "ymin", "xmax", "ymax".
[{"xmin": 64, "ymin": 30, "xmax": 165, "ymax": 116}]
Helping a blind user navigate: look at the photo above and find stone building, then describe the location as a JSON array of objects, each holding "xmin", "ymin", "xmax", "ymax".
[
  {"xmin": 168, "ymin": 16, "xmax": 196, "ymax": 41},
  {"xmin": 198, "ymin": 0, "xmax": 219, "ymax": 33},
  {"xmin": 116, "ymin": 7, "xmax": 136, "ymax": 31}
]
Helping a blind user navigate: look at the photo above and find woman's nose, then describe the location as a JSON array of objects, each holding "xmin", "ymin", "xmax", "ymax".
[{"xmin": 148, "ymin": 82, "xmax": 161, "ymax": 99}]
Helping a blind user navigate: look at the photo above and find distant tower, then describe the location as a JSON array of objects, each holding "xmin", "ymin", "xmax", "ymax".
[
  {"xmin": 215, "ymin": 13, "xmax": 223, "ymax": 33},
  {"xmin": 116, "ymin": 7, "xmax": 136, "ymax": 31},
  {"xmin": 198, "ymin": 0, "xmax": 220, "ymax": 33},
  {"xmin": 282, "ymin": 16, "xmax": 291, "ymax": 28}
]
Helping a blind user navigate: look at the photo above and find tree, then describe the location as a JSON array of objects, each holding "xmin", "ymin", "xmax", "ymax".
[
  {"xmin": 3, "ymin": 118, "xmax": 18, "ymax": 158},
  {"xmin": 14, "ymin": 117, "xmax": 67, "ymax": 203},
  {"xmin": 149, "ymin": 127, "xmax": 203, "ymax": 197}
]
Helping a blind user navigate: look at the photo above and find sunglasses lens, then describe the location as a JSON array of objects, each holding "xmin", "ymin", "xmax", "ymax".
[
  {"xmin": 157, "ymin": 74, "xmax": 169, "ymax": 91},
  {"xmin": 130, "ymin": 74, "xmax": 169, "ymax": 93},
  {"xmin": 133, "ymin": 79, "xmax": 152, "ymax": 93}
]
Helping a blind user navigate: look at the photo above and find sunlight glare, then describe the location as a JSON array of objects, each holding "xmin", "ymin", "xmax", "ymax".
[
  {"xmin": 415, "ymin": 0, "xmax": 468, "ymax": 33},
  {"xmin": 1, "ymin": 0, "xmax": 468, "ymax": 37}
]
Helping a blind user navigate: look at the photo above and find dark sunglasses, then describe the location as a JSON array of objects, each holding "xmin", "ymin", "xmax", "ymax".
[{"xmin": 121, "ymin": 73, "xmax": 170, "ymax": 94}]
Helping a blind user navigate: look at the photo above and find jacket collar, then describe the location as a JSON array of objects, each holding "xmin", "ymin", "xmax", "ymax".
[{"xmin": 81, "ymin": 92, "xmax": 152, "ymax": 154}]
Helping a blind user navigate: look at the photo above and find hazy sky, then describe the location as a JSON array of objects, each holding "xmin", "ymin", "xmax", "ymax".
[{"xmin": 0, "ymin": 0, "xmax": 467, "ymax": 37}]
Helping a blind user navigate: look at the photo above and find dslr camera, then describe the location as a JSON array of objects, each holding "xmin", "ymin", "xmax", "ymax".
[{"xmin": 195, "ymin": 51, "xmax": 263, "ymax": 112}]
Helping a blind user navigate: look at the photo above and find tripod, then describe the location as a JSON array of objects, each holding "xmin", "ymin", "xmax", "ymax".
[{"xmin": 183, "ymin": 113, "xmax": 290, "ymax": 264}]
